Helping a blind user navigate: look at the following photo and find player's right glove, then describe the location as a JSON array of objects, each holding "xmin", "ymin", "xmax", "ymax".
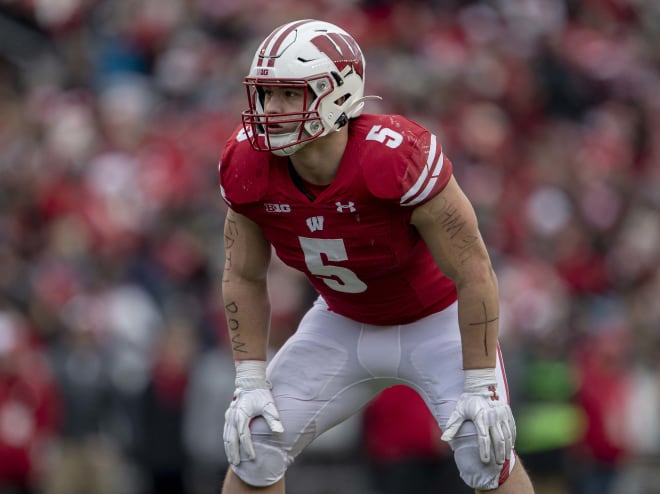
[
  {"xmin": 223, "ymin": 360, "xmax": 284, "ymax": 466},
  {"xmin": 441, "ymin": 368, "xmax": 516, "ymax": 465}
]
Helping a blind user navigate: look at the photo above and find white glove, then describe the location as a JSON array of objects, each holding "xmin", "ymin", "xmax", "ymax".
[
  {"xmin": 441, "ymin": 368, "xmax": 516, "ymax": 465},
  {"xmin": 223, "ymin": 360, "xmax": 284, "ymax": 466}
]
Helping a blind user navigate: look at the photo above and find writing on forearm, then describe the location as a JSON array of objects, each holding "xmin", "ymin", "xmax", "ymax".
[
  {"xmin": 225, "ymin": 300, "xmax": 248, "ymax": 353},
  {"xmin": 439, "ymin": 203, "xmax": 466, "ymax": 239},
  {"xmin": 435, "ymin": 199, "xmax": 480, "ymax": 265},
  {"xmin": 231, "ymin": 335, "xmax": 248, "ymax": 353},
  {"xmin": 468, "ymin": 301, "xmax": 498, "ymax": 357},
  {"xmin": 225, "ymin": 216, "xmax": 238, "ymax": 249},
  {"xmin": 455, "ymin": 235, "xmax": 479, "ymax": 265},
  {"xmin": 223, "ymin": 216, "xmax": 239, "ymax": 283},
  {"xmin": 223, "ymin": 250, "xmax": 233, "ymax": 283}
]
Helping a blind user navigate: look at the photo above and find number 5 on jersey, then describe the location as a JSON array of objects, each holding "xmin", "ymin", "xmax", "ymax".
[{"xmin": 299, "ymin": 237, "xmax": 367, "ymax": 293}]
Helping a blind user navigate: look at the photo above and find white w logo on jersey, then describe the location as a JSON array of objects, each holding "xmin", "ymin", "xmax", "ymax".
[{"xmin": 306, "ymin": 216, "xmax": 324, "ymax": 232}]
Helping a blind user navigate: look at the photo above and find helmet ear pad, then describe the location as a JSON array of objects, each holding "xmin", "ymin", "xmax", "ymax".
[{"xmin": 304, "ymin": 72, "xmax": 361, "ymax": 137}]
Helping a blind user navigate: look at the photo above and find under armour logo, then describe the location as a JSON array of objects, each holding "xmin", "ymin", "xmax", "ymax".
[
  {"xmin": 306, "ymin": 216, "xmax": 324, "ymax": 232},
  {"xmin": 335, "ymin": 201, "xmax": 356, "ymax": 213},
  {"xmin": 488, "ymin": 385, "xmax": 499, "ymax": 401}
]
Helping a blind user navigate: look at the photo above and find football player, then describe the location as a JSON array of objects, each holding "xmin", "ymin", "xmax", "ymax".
[{"xmin": 219, "ymin": 19, "xmax": 535, "ymax": 494}]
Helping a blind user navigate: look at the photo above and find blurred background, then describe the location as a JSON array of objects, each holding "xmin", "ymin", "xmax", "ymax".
[{"xmin": 0, "ymin": 0, "xmax": 659, "ymax": 493}]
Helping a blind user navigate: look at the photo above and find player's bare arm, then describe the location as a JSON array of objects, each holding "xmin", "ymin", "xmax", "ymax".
[
  {"xmin": 222, "ymin": 207, "xmax": 272, "ymax": 361},
  {"xmin": 411, "ymin": 176, "xmax": 499, "ymax": 370},
  {"xmin": 222, "ymin": 209, "xmax": 284, "ymax": 470}
]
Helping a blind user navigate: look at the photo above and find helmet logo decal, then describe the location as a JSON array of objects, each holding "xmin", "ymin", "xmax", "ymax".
[
  {"xmin": 310, "ymin": 33, "xmax": 364, "ymax": 78},
  {"xmin": 257, "ymin": 19, "xmax": 313, "ymax": 68}
]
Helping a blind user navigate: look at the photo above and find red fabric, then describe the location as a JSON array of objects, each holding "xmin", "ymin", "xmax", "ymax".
[
  {"xmin": 152, "ymin": 359, "xmax": 189, "ymax": 406},
  {"xmin": 0, "ymin": 346, "xmax": 60, "ymax": 483},
  {"xmin": 363, "ymin": 386, "xmax": 448, "ymax": 463},
  {"xmin": 572, "ymin": 335, "xmax": 629, "ymax": 464},
  {"xmin": 555, "ymin": 250, "xmax": 611, "ymax": 294},
  {"xmin": 220, "ymin": 114, "xmax": 457, "ymax": 325}
]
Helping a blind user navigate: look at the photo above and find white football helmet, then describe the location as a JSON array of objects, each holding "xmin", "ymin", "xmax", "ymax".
[{"xmin": 242, "ymin": 19, "xmax": 367, "ymax": 156}]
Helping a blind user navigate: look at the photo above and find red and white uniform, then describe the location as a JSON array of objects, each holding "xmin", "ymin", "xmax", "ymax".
[
  {"xmin": 219, "ymin": 114, "xmax": 515, "ymax": 489},
  {"xmin": 219, "ymin": 114, "xmax": 457, "ymax": 325}
]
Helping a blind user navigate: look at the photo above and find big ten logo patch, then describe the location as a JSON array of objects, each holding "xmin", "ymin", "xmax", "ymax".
[{"xmin": 264, "ymin": 203, "xmax": 291, "ymax": 213}]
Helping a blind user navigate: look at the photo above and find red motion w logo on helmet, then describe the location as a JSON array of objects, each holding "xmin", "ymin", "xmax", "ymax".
[{"xmin": 310, "ymin": 33, "xmax": 364, "ymax": 78}]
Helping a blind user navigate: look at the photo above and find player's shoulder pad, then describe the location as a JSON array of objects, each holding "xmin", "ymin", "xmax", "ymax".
[
  {"xmin": 355, "ymin": 114, "xmax": 453, "ymax": 206},
  {"xmin": 218, "ymin": 125, "xmax": 271, "ymax": 206}
]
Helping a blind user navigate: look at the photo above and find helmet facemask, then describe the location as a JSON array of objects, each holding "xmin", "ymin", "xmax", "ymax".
[{"xmin": 242, "ymin": 75, "xmax": 336, "ymax": 156}]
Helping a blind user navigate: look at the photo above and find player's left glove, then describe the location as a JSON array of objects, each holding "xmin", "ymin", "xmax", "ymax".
[{"xmin": 441, "ymin": 368, "xmax": 516, "ymax": 465}]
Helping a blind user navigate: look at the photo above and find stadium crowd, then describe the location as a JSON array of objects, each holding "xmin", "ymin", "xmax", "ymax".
[{"xmin": 0, "ymin": 1, "xmax": 659, "ymax": 493}]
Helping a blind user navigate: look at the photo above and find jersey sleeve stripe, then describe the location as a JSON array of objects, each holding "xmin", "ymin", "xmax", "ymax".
[
  {"xmin": 403, "ymin": 177, "xmax": 439, "ymax": 206},
  {"xmin": 400, "ymin": 134, "xmax": 437, "ymax": 204},
  {"xmin": 430, "ymin": 150, "xmax": 445, "ymax": 177},
  {"xmin": 400, "ymin": 165, "xmax": 430, "ymax": 204},
  {"xmin": 400, "ymin": 135, "xmax": 446, "ymax": 206}
]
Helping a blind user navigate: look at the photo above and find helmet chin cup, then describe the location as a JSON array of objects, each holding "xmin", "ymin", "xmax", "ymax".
[
  {"xmin": 242, "ymin": 19, "xmax": 368, "ymax": 154},
  {"xmin": 268, "ymin": 127, "xmax": 312, "ymax": 156},
  {"xmin": 271, "ymin": 141, "xmax": 307, "ymax": 157}
]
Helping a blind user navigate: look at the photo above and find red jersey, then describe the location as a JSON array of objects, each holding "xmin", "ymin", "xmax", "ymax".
[{"xmin": 219, "ymin": 114, "xmax": 457, "ymax": 325}]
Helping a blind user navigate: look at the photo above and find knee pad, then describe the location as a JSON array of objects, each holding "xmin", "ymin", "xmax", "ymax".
[
  {"xmin": 448, "ymin": 425, "xmax": 514, "ymax": 491},
  {"xmin": 231, "ymin": 418, "xmax": 291, "ymax": 487},
  {"xmin": 231, "ymin": 441, "xmax": 288, "ymax": 487}
]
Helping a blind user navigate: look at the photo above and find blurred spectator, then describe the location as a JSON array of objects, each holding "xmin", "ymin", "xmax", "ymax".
[
  {"xmin": 567, "ymin": 326, "xmax": 631, "ymax": 494},
  {"xmin": 44, "ymin": 315, "xmax": 118, "ymax": 494},
  {"xmin": 184, "ymin": 346, "xmax": 235, "ymax": 494},
  {"xmin": 137, "ymin": 320, "xmax": 197, "ymax": 494},
  {"xmin": 0, "ymin": 309, "xmax": 60, "ymax": 494}
]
